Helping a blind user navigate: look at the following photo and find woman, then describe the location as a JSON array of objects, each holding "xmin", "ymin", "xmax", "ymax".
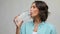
[{"xmin": 14, "ymin": 1, "xmax": 56, "ymax": 34}]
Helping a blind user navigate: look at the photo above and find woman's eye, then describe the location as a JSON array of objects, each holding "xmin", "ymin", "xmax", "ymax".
[
  {"xmin": 33, "ymin": 6, "xmax": 35, "ymax": 8},
  {"xmin": 30, "ymin": 6, "xmax": 35, "ymax": 9}
]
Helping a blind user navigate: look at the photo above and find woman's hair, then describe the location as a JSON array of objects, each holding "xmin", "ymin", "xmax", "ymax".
[{"xmin": 33, "ymin": 1, "xmax": 49, "ymax": 22}]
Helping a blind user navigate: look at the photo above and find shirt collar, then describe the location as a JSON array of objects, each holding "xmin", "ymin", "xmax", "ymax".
[{"xmin": 31, "ymin": 21, "xmax": 45, "ymax": 26}]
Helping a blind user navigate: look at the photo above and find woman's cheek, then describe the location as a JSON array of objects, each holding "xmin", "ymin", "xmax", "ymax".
[
  {"xmin": 32, "ymin": 12, "xmax": 37, "ymax": 17},
  {"xmin": 34, "ymin": 11, "xmax": 38, "ymax": 16}
]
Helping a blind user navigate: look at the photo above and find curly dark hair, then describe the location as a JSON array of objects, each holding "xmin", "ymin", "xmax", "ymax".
[{"xmin": 33, "ymin": 1, "xmax": 49, "ymax": 22}]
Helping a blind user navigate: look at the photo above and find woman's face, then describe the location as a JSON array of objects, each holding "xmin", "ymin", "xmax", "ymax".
[{"xmin": 30, "ymin": 3, "xmax": 39, "ymax": 18}]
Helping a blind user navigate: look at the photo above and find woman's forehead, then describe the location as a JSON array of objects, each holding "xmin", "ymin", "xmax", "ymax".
[{"xmin": 31, "ymin": 3, "xmax": 36, "ymax": 7}]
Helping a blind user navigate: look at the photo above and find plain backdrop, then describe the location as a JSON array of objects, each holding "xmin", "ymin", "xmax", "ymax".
[{"xmin": 0, "ymin": 0, "xmax": 60, "ymax": 34}]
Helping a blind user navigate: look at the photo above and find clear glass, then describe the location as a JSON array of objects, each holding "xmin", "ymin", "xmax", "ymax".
[{"xmin": 15, "ymin": 10, "xmax": 33, "ymax": 23}]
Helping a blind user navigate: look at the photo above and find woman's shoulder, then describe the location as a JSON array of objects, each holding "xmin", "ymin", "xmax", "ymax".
[
  {"xmin": 21, "ymin": 21, "xmax": 33, "ymax": 27},
  {"xmin": 44, "ymin": 22, "xmax": 57, "ymax": 34},
  {"xmin": 44, "ymin": 22, "xmax": 56, "ymax": 30}
]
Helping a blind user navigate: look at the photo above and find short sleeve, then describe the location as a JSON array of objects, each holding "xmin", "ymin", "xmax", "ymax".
[{"xmin": 20, "ymin": 23, "xmax": 26, "ymax": 34}]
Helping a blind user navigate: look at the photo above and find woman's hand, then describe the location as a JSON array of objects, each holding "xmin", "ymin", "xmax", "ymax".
[
  {"xmin": 13, "ymin": 15, "xmax": 23, "ymax": 34},
  {"xmin": 13, "ymin": 15, "xmax": 23, "ymax": 28}
]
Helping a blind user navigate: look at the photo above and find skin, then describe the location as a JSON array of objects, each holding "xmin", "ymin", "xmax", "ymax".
[
  {"xmin": 14, "ymin": 3, "xmax": 41, "ymax": 34},
  {"xmin": 30, "ymin": 3, "xmax": 41, "ymax": 32}
]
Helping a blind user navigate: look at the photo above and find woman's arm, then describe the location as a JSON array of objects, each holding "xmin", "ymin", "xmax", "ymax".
[
  {"xmin": 13, "ymin": 16, "xmax": 23, "ymax": 34},
  {"xmin": 16, "ymin": 27, "xmax": 20, "ymax": 34},
  {"xmin": 16, "ymin": 26, "xmax": 22, "ymax": 34}
]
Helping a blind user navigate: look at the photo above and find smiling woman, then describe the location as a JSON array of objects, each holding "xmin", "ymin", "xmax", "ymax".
[{"xmin": 13, "ymin": 1, "xmax": 56, "ymax": 34}]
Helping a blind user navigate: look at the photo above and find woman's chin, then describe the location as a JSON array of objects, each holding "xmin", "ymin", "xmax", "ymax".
[{"xmin": 30, "ymin": 16, "xmax": 35, "ymax": 18}]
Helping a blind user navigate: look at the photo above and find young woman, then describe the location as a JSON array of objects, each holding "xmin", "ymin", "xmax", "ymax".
[{"xmin": 14, "ymin": 1, "xmax": 56, "ymax": 34}]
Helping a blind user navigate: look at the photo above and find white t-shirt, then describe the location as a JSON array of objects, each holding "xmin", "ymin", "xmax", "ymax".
[{"xmin": 32, "ymin": 32, "xmax": 37, "ymax": 34}]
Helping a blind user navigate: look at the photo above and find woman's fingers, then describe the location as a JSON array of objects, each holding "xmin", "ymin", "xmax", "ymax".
[
  {"xmin": 16, "ymin": 19, "xmax": 23, "ymax": 27},
  {"xmin": 13, "ymin": 15, "xmax": 23, "ymax": 27},
  {"xmin": 13, "ymin": 16, "xmax": 18, "ymax": 26},
  {"xmin": 15, "ymin": 19, "xmax": 23, "ymax": 27}
]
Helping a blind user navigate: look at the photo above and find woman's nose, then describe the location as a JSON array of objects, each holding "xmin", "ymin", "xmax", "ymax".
[{"xmin": 30, "ymin": 8, "xmax": 33, "ymax": 12}]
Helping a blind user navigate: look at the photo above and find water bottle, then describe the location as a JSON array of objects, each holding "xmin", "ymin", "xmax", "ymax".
[{"xmin": 15, "ymin": 10, "xmax": 33, "ymax": 24}]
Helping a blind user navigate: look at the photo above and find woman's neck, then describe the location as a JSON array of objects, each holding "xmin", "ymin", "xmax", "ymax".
[
  {"xmin": 33, "ymin": 16, "xmax": 41, "ymax": 25},
  {"xmin": 33, "ymin": 16, "xmax": 41, "ymax": 32}
]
